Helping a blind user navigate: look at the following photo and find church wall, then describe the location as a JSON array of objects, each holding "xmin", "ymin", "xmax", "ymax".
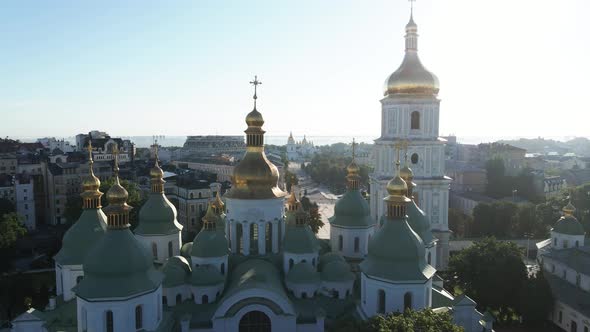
[
  {"xmin": 163, "ymin": 285, "xmax": 190, "ymax": 307},
  {"xmin": 189, "ymin": 284, "xmax": 224, "ymax": 304},
  {"xmin": 550, "ymin": 230, "xmax": 585, "ymax": 250},
  {"xmin": 329, "ymin": 225, "xmax": 374, "ymax": 259},
  {"xmin": 285, "ymin": 282, "xmax": 320, "ymax": 299},
  {"xmin": 360, "ymin": 273, "xmax": 431, "ymax": 317},
  {"xmin": 550, "ymin": 300, "xmax": 590, "ymax": 332},
  {"xmin": 56, "ymin": 263, "xmax": 84, "ymax": 302},
  {"xmin": 77, "ymin": 286, "xmax": 162, "ymax": 332},
  {"xmin": 191, "ymin": 256, "xmax": 228, "ymax": 276},
  {"xmin": 135, "ymin": 232, "xmax": 181, "ymax": 264},
  {"xmin": 283, "ymin": 252, "xmax": 318, "ymax": 274},
  {"xmin": 320, "ymin": 280, "xmax": 354, "ymax": 300},
  {"xmin": 212, "ymin": 303, "xmax": 298, "ymax": 332}
]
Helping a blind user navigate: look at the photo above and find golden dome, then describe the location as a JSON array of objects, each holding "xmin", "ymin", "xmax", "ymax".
[
  {"xmin": 106, "ymin": 179, "xmax": 128, "ymax": 205},
  {"xmin": 387, "ymin": 174, "xmax": 408, "ymax": 197},
  {"xmin": 286, "ymin": 190, "xmax": 299, "ymax": 210},
  {"xmin": 383, "ymin": 15, "xmax": 439, "ymax": 97},
  {"xmin": 150, "ymin": 160, "xmax": 164, "ymax": 179},
  {"xmin": 212, "ymin": 194, "xmax": 225, "ymax": 214},
  {"xmin": 246, "ymin": 109, "xmax": 264, "ymax": 127},
  {"xmin": 563, "ymin": 201, "xmax": 576, "ymax": 216},
  {"xmin": 347, "ymin": 160, "xmax": 360, "ymax": 174},
  {"xmin": 82, "ymin": 170, "xmax": 101, "ymax": 192},
  {"xmin": 229, "ymin": 150, "xmax": 285, "ymax": 199}
]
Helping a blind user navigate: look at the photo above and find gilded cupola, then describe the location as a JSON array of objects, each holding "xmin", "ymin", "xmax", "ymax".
[
  {"xmin": 227, "ymin": 76, "xmax": 287, "ymax": 200},
  {"xmin": 102, "ymin": 148, "xmax": 132, "ymax": 229},
  {"xmin": 399, "ymin": 143, "xmax": 416, "ymax": 198},
  {"xmin": 384, "ymin": 159, "xmax": 412, "ymax": 219},
  {"xmin": 346, "ymin": 139, "xmax": 361, "ymax": 190},
  {"xmin": 81, "ymin": 139, "xmax": 103, "ymax": 209},
  {"xmin": 383, "ymin": 12, "xmax": 439, "ymax": 97},
  {"xmin": 150, "ymin": 145, "xmax": 165, "ymax": 193}
]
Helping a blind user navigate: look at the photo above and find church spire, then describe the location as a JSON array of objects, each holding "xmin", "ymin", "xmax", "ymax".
[
  {"xmin": 150, "ymin": 143, "xmax": 165, "ymax": 193},
  {"xmin": 81, "ymin": 138, "xmax": 103, "ymax": 209},
  {"xmin": 405, "ymin": 0, "xmax": 419, "ymax": 52},
  {"xmin": 346, "ymin": 138, "xmax": 361, "ymax": 190},
  {"xmin": 103, "ymin": 146, "xmax": 132, "ymax": 229},
  {"xmin": 384, "ymin": 144, "xmax": 411, "ymax": 219}
]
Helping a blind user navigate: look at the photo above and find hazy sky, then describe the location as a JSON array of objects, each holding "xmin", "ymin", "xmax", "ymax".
[{"xmin": 1, "ymin": 0, "xmax": 588, "ymax": 139}]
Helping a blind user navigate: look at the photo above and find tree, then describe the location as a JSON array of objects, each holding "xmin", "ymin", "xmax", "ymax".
[
  {"xmin": 471, "ymin": 201, "xmax": 518, "ymax": 238},
  {"xmin": 516, "ymin": 270, "xmax": 554, "ymax": 327},
  {"xmin": 448, "ymin": 238, "xmax": 527, "ymax": 322},
  {"xmin": 448, "ymin": 208, "xmax": 472, "ymax": 238},
  {"xmin": 284, "ymin": 169, "xmax": 299, "ymax": 192},
  {"xmin": 300, "ymin": 196, "xmax": 324, "ymax": 234},
  {"xmin": 0, "ymin": 213, "xmax": 27, "ymax": 249},
  {"xmin": 328, "ymin": 309, "xmax": 464, "ymax": 332},
  {"xmin": 485, "ymin": 158, "xmax": 508, "ymax": 198},
  {"xmin": 0, "ymin": 198, "xmax": 15, "ymax": 216}
]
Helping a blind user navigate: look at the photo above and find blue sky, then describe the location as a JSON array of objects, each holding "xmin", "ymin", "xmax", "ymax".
[{"xmin": 1, "ymin": 0, "xmax": 589, "ymax": 139}]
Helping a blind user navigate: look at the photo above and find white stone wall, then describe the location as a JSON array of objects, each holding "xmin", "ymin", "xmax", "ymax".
[
  {"xmin": 329, "ymin": 225, "xmax": 374, "ymax": 259},
  {"xmin": 283, "ymin": 252, "xmax": 318, "ymax": 274},
  {"xmin": 163, "ymin": 285, "xmax": 190, "ymax": 307},
  {"xmin": 136, "ymin": 232, "xmax": 181, "ymax": 264},
  {"xmin": 544, "ymin": 257, "xmax": 590, "ymax": 291},
  {"xmin": 212, "ymin": 303, "xmax": 297, "ymax": 332},
  {"xmin": 551, "ymin": 230, "xmax": 585, "ymax": 250},
  {"xmin": 191, "ymin": 256, "xmax": 229, "ymax": 276},
  {"xmin": 380, "ymin": 99, "xmax": 440, "ymax": 139},
  {"xmin": 189, "ymin": 284, "xmax": 224, "ymax": 304},
  {"xmin": 285, "ymin": 282, "xmax": 320, "ymax": 299},
  {"xmin": 226, "ymin": 197, "xmax": 284, "ymax": 256},
  {"xmin": 550, "ymin": 300, "xmax": 590, "ymax": 332},
  {"xmin": 320, "ymin": 280, "xmax": 354, "ymax": 300},
  {"xmin": 77, "ymin": 286, "xmax": 162, "ymax": 332},
  {"xmin": 360, "ymin": 273, "xmax": 432, "ymax": 317},
  {"xmin": 55, "ymin": 263, "xmax": 84, "ymax": 302}
]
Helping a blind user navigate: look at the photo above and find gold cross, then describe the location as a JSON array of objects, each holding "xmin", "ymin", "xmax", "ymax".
[{"xmin": 249, "ymin": 75, "xmax": 262, "ymax": 108}]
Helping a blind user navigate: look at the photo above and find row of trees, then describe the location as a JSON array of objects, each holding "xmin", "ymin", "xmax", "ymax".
[
  {"xmin": 485, "ymin": 158, "xmax": 541, "ymax": 202},
  {"xmin": 446, "ymin": 238, "xmax": 553, "ymax": 327},
  {"xmin": 451, "ymin": 183, "xmax": 590, "ymax": 239},
  {"xmin": 303, "ymin": 151, "xmax": 371, "ymax": 194}
]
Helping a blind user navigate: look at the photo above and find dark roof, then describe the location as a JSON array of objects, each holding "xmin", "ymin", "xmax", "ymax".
[
  {"xmin": 545, "ymin": 272, "xmax": 590, "ymax": 317},
  {"xmin": 83, "ymin": 137, "xmax": 124, "ymax": 150}
]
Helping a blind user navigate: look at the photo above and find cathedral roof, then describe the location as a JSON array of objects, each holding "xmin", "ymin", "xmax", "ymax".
[
  {"xmin": 286, "ymin": 263, "xmax": 320, "ymax": 285},
  {"xmin": 553, "ymin": 215, "xmax": 585, "ymax": 236},
  {"xmin": 321, "ymin": 260, "xmax": 355, "ymax": 282},
  {"xmin": 136, "ymin": 193, "xmax": 182, "ymax": 235},
  {"xmin": 329, "ymin": 190, "xmax": 375, "ymax": 228},
  {"xmin": 54, "ymin": 208, "xmax": 107, "ymax": 266},
  {"xmin": 224, "ymin": 259, "xmax": 287, "ymax": 300},
  {"xmin": 283, "ymin": 223, "xmax": 319, "ymax": 254},
  {"xmin": 319, "ymin": 252, "xmax": 346, "ymax": 271},
  {"xmin": 407, "ymin": 200, "xmax": 434, "ymax": 244},
  {"xmin": 190, "ymin": 225, "xmax": 229, "ymax": 258},
  {"xmin": 190, "ymin": 265, "xmax": 224, "ymax": 286},
  {"xmin": 162, "ymin": 256, "xmax": 191, "ymax": 288}
]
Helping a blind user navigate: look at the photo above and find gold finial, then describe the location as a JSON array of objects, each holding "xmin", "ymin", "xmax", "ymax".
[
  {"xmin": 112, "ymin": 145, "xmax": 120, "ymax": 178},
  {"xmin": 286, "ymin": 189, "xmax": 299, "ymax": 211},
  {"xmin": 346, "ymin": 139, "xmax": 361, "ymax": 190},
  {"xmin": 249, "ymin": 75, "xmax": 262, "ymax": 110},
  {"xmin": 563, "ymin": 200, "xmax": 576, "ymax": 217},
  {"xmin": 384, "ymin": 145, "xmax": 411, "ymax": 219},
  {"xmin": 202, "ymin": 203, "xmax": 218, "ymax": 230},
  {"xmin": 212, "ymin": 194, "xmax": 225, "ymax": 214},
  {"xmin": 81, "ymin": 137, "xmax": 102, "ymax": 208}
]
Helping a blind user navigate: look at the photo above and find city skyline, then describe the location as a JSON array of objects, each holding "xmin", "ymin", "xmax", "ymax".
[{"xmin": 1, "ymin": 0, "xmax": 589, "ymax": 138}]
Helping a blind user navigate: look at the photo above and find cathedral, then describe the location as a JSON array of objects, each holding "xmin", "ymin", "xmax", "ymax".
[
  {"xmin": 11, "ymin": 11, "xmax": 491, "ymax": 332},
  {"xmin": 286, "ymin": 133, "xmax": 317, "ymax": 161}
]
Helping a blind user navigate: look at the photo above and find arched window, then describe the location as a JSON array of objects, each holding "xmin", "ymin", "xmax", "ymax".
[
  {"xmin": 190, "ymin": 193, "xmax": 194, "ymax": 199},
  {"xmin": 312, "ymin": 258, "xmax": 316, "ymax": 267},
  {"xmin": 135, "ymin": 305, "xmax": 143, "ymax": 329},
  {"xmin": 302, "ymin": 292, "xmax": 307, "ymax": 299},
  {"xmin": 554, "ymin": 238, "xmax": 557, "ymax": 246},
  {"xmin": 354, "ymin": 237, "xmax": 360, "ymax": 253},
  {"xmin": 427, "ymin": 252, "xmax": 432, "ymax": 264},
  {"xmin": 106, "ymin": 310, "xmax": 114, "ymax": 332},
  {"xmin": 404, "ymin": 292, "xmax": 412, "ymax": 311},
  {"xmin": 239, "ymin": 311, "xmax": 271, "ymax": 332},
  {"xmin": 237, "ymin": 223, "xmax": 243, "ymax": 254},
  {"xmin": 411, "ymin": 111, "xmax": 420, "ymax": 130},
  {"xmin": 168, "ymin": 241, "xmax": 173, "ymax": 258},
  {"xmin": 378, "ymin": 290, "xmax": 386, "ymax": 314},
  {"xmin": 176, "ymin": 294, "xmax": 182, "ymax": 305},
  {"xmin": 152, "ymin": 243, "xmax": 158, "ymax": 260},
  {"xmin": 333, "ymin": 290, "xmax": 339, "ymax": 299},
  {"xmin": 250, "ymin": 223, "xmax": 258, "ymax": 255},
  {"xmin": 576, "ymin": 240, "xmax": 580, "ymax": 247},
  {"xmin": 202, "ymin": 295, "xmax": 209, "ymax": 304},
  {"xmin": 198, "ymin": 192, "xmax": 202, "ymax": 198},
  {"xmin": 411, "ymin": 153, "xmax": 419, "ymax": 164},
  {"xmin": 162, "ymin": 296, "xmax": 168, "ymax": 306},
  {"xmin": 76, "ymin": 276, "xmax": 83, "ymax": 284},
  {"xmin": 81, "ymin": 307, "xmax": 87, "ymax": 330},
  {"xmin": 221, "ymin": 262, "xmax": 225, "ymax": 275},
  {"xmin": 338, "ymin": 235, "xmax": 343, "ymax": 251},
  {"xmin": 289, "ymin": 258, "xmax": 294, "ymax": 270},
  {"xmin": 576, "ymin": 274, "xmax": 581, "ymax": 287},
  {"xmin": 563, "ymin": 269, "xmax": 567, "ymax": 279},
  {"xmin": 265, "ymin": 222, "xmax": 272, "ymax": 253}
]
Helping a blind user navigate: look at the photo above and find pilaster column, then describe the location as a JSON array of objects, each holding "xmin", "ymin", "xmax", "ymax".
[
  {"xmin": 258, "ymin": 222, "xmax": 265, "ymax": 254},
  {"xmin": 243, "ymin": 223, "xmax": 250, "ymax": 256},
  {"xmin": 272, "ymin": 221, "xmax": 279, "ymax": 253}
]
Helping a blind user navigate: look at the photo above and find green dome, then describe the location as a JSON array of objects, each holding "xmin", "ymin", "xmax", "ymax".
[
  {"xmin": 136, "ymin": 193, "xmax": 182, "ymax": 235},
  {"xmin": 54, "ymin": 209, "xmax": 107, "ymax": 266},
  {"xmin": 162, "ymin": 256, "xmax": 190, "ymax": 287},
  {"xmin": 190, "ymin": 265, "xmax": 224, "ymax": 286},
  {"xmin": 407, "ymin": 200, "xmax": 434, "ymax": 244},
  {"xmin": 553, "ymin": 216, "xmax": 585, "ymax": 236},
  {"xmin": 319, "ymin": 252, "xmax": 346, "ymax": 271},
  {"xmin": 321, "ymin": 260, "xmax": 354, "ymax": 282},
  {"xmin": 329, "ymin": 190, "xmax": 375, "ymax": 228},
  {"xmin": 181, "ymin": 242, "xmax": 193, "ymax": 259},
  {"xmin": 283, "ymin": 224, "xmax": 319, "ymax": 254},
  {"xmin": 191, "ymin": 227, "xmax": 229, "ymax": 258},
  {"xmin": 360, "ymin": 217, "xmax": 435, "ymax": 281},
  {"xmin": 286, "ymin": 263, "xmax": 320, "ymax": 285},
  {"xmin": 76, "ymin": 229, "xmax": 163, "ymax": 299}
]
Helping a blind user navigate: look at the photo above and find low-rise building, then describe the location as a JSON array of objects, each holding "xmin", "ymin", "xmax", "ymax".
[
  {"xmin": 183, "ymin": 135, "xmax": 245, "ymax": 155},
  {"xmin": 0, "ymin": 153, "xmax": 17, "ymax": 175},
  {"xmin": 15, "ymin": 175, "xmax": 36, "ymax": 230}
]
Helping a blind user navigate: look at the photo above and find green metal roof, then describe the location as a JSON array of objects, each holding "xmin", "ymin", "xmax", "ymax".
[
  {"xmin": 283, "ymin": 224, "xmax": 319, "ymax": 254},
  {"xmin": 407, "ymin": 200, "xmax": 434, "ymax": 244},
  {"xmin": 190, "ymin": 228, "xmax": 229, "ymax": 258},
  {"xmin": 190, "ymin": 265, "xmax": 224, "ymax": 286},
  {"xmin": 224, "ymin": 259, "xmax": 288, "ymax": 300},
  {"xmin": 135, "ymin": 193, "xmax": 183, "ymax": 235},
  {"xmin": 162, "ymin": 256, "xmax": 191, "ymax": 288},
  {"xmin": 181, "ymin": 242, "xmax": 193, "ymax": 259},
  {"xmin": 360, "ymin": 216, "xmax": 435, "ymax": 281},
  {"xmin": 286, "ymin": 263, "xmax": 320, "ymax": 285},
  {"xmin": 75, "ymin": 229, "xmax": 163, "ymax": 299},
  {"xmin": 552, "ymin": 215, "xmax": 585, "ymax": 236},
  {"xmin": 329, "ymin": 190, "xmax": 375, "ymax": 228},
  {"xmin": 321, "ymin": 260, "xmax": 354, "ymax": 282},
  {"xmin": 54, "ymin": 208, "xmax": 107, "ymax": 266},
  {"xmin": 318, "ymin": 252, "xmax": 346, "ymax": 271}
]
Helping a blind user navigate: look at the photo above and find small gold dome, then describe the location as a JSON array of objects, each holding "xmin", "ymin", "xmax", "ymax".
[
  {"xmin": 563, "ymin": 201, "xmax": 576, "ymax": 216},
  {"xmin": 212, "ymin": 194, "xmax": 225, "ymax": 213},
  {"xmin": 82, "ymin": 173, "xmax": 101, "ymax": 192},
  {"xmin": 383, "ymin": 55, "xmax": 439, "ymax": 96},
  {"xmin": 150, "ymin": 160, "xmax": 164, "ymax": 179},
  {"xmin": 106, "ymin": 180, "xmax": 128, "ymax": 205},
  {"xmin": 246, "ymin": 109, "xmax": 264, "ymax": 127},
  {"xmin": 387, "ymin": 174, "xmax": 408, "ymax": 197},
  {"xmin": 347, "ymin": 160, "xmax": 360, "ymax": 174}
]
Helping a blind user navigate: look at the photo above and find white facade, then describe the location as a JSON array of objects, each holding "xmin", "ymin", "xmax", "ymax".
[
  {"xmin": 225, "ymin": 197, "xmax": 284, "ymax": 256},
  {"xmin": 330, "ymin": 225, "xmax": 374, "ymax": 259},
  {"xmin": 360, "ymin": 273, "xmax": 432, "ymax": 317},
  {"xmin": 136, "ymin": 232, "xmax": 182, "ymax": 264},
  {"xmin": 55, "ymin": 263, "xmax": 84, "ymax": 302},
  {"xmin": 191, "ymin": 255, "xmax": 229, "ymax": 276},
  {"xmin": 15, "ymin": 180, "xmax": 35, "ymax": 230},
  {"xmin": 550, "ymin": 230, "xmax": 585, "ymax": 250},
  {"xmin": 283, "ymin": 252, "xmax": 319, "ymax": 273},
  {"xmin": 76, "ymin": 286, "xmax": 163, "ymax": 332}
]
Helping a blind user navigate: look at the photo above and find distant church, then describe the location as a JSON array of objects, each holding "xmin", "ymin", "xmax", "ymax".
[
  {"xmin": 10, "ymin": 9, "xmax": 491, "ymax": 332},
  {"xmin": 286, "ymin": 133, "xmax": 317, "ymax": 161}
]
